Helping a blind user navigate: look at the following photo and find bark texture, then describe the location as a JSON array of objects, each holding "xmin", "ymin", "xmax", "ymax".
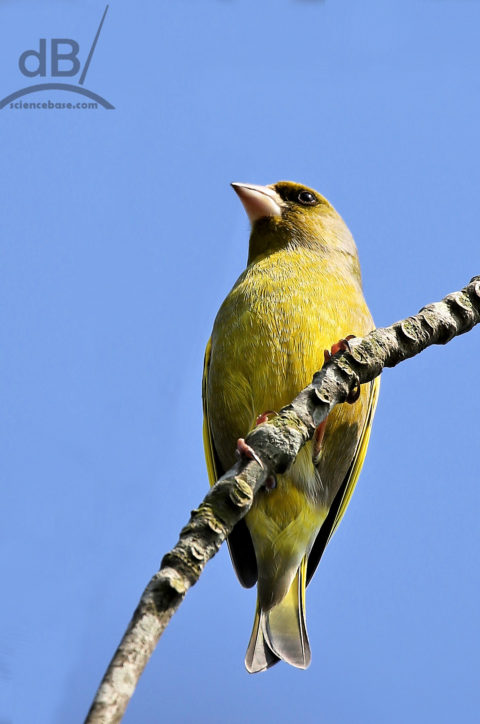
[{"xmin": 85, "ymin": 276, "xmax": 480, "ymax": 724}]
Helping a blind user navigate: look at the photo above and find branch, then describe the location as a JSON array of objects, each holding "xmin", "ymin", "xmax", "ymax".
[{"xmin": 85, "ymin": 276, "xmax": 480, "ymax": 724}]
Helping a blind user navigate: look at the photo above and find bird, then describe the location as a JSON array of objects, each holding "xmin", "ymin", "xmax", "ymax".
[{"xmin": 202, "ymin": 180, "xmax": 379, "ymax": 673}]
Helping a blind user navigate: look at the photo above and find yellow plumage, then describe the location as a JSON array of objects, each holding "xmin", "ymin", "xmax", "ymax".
[{"xmin": 203, "ymin": 181, "xmax": 379, "ymax": 672}]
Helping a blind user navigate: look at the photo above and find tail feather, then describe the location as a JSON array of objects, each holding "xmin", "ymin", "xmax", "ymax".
[
  {"xmin": 245, "ymin": 557, "xmax": 311, "ymax": 673},
  {"xmin": 244, "ymin": 608, "xmax": 280, "ymax": 673}
]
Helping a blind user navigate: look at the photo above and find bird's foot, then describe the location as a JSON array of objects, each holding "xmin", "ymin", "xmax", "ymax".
[
  {"xmin": 236, "ymin": 438, "xmax": 263, "ymax": 468},
  {"xmin": 312, "ymin": 419, "xmax": 328, "ymax": 466},
  {"xmin": 323, "ymin": 334, "xmax": 356, "ymax": 363},
  {"xmin": 255, "ymin": 410, "xmax": 277, "ymax": 426},
  {"xmin": 323, "ymin": 335, "xmax": 360, "ymax": 404}
]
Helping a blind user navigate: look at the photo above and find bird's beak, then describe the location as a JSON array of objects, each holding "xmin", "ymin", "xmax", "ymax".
[{"xmin": 231, "ymin": 183, "xmax": 283, "ymax": 222}]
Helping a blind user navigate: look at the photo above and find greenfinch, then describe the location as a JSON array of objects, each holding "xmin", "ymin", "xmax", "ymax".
[{"xmin": 202, "ymin": 181, "xmax": 379, "ymax": 673}]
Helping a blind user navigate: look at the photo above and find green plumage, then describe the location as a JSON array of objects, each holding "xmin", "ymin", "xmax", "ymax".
[{"xmin": 203, "ymin": 181, "xmax": 379, "ymax": 672}]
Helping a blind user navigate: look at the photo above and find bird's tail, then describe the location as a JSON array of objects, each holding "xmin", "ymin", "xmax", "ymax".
[{"xmin": 245, "ymin": 556, "xmax": 311, "ymax": 673}]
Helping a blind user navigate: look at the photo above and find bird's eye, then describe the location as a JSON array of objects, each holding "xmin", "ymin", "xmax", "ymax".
[{"xmin": 297, "ymin": 191, "xmax": 317, "ymax": 206}]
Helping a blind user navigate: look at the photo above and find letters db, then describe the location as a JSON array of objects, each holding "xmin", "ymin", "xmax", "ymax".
[{"xmin": 0, "ymin": 6, "xmax": 114, "ymax": 111}]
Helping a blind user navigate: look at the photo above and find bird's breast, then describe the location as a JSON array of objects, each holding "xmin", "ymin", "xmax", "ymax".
[{"xmin": 208, "ymin": 249, "xmax": 372, "ymax": 473}]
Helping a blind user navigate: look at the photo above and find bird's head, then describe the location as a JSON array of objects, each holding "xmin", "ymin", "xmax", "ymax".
[{"xmin": 232, "ymin": 180, "xmax": 359, "ymax": 267}]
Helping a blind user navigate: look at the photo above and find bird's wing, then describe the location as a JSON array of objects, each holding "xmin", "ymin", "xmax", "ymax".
[
  {"xmin": 202, "ymin": 338, "xmax": 220, "ymax": 485},
  {"xmin": 306, "ymin": 375, "xmax": 380, "ymax": 584},
  {"xmin": 202, "ymin": 337, "xmax": 258, "ymax": 588}
]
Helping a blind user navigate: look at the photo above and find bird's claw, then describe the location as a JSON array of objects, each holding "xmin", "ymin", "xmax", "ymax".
[
  {"xmin": 323, "ymin": 334, "xmax": 356, "ymax": 363},
  {"xmin": 236, "ymin": 438, "xmax": 264, "ymax": 469},
  {"xmin": 255, "ymin": 410, "xmax": 277, "ymax": 426},
  {"xmin": 323, "ymin": 336, "xmax": 361, "ymax": 404},
  {"xmin": 312, "ymin": 419, "xmax": 328, "ymax": 466}
]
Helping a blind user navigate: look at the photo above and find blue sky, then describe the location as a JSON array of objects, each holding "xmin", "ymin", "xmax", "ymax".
[{"xmin": 1, "ymin": 1, "xmax": 479, "ymax": 722}]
